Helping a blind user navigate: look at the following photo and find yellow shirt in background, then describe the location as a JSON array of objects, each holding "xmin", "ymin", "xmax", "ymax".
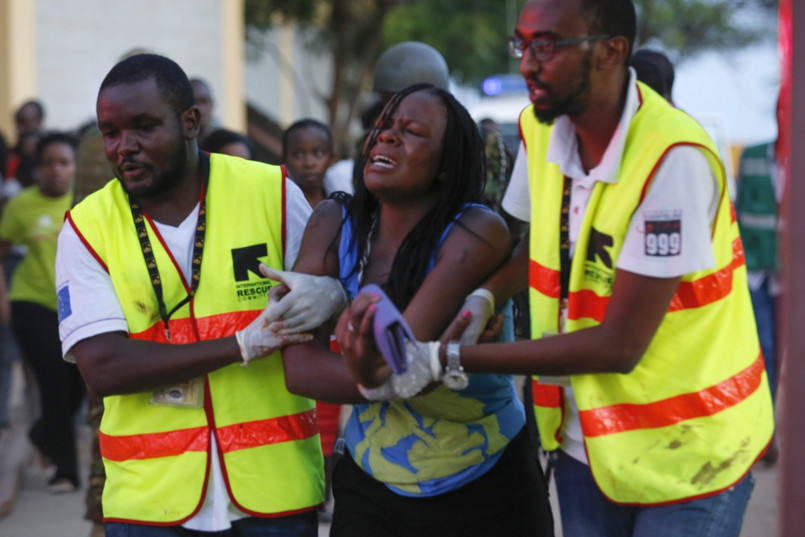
[{"xmin": 0, "ymin": 186, "xmax": 72, "ymax": 310}]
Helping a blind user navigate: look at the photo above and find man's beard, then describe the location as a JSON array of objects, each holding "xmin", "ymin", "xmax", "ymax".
[
  {"xmin": 118, "ymin": 139, "xmax": 188, "ymax": 200},
  {"xmin": 533, "ymin": 51, "xmax": 593, "ymax": 125}
]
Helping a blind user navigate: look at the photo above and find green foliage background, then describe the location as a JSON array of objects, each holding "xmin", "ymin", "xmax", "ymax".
[{"xmin": 245, "ymin": 0, "xmax": 777, "ymax": 141}]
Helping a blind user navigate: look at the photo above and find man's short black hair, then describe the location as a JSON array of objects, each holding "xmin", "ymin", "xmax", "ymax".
[
  {"xmin": 189, "ymin": 77, "xmax": 212, "ymax": 93},
  {"xmin": 581, "ymin": 0, "xmax": 637, "ymax": 60},
  {"xmin": 200, "ymin": 128, "xmax": 255, "ymax": 159},
  {"xmin": 632, "ymin": 49, "xmax": 675, "ymax": 99},
  {"xmin": 35, "ymin": 131, "xmax": 77, "ymax": 165},
  {"xmin": 99, "ymin": 53, "xmax": 195, "ymax": 117},
  {"xmin": 282, "ymin": 119, "xmax": 334, "ymax": 157},
  {"xmin": 15, "ymin": 100, "xmax": 45, "ymax": 122}
]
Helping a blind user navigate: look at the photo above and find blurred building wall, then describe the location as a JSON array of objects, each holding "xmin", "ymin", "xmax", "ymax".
[
  {"xmin": 0, "ymin": 0, "xmax": 244, "ymax": 142},
  {"xmin": 243, "ymin": 25, "xmax": 333, "ymax": 130}
]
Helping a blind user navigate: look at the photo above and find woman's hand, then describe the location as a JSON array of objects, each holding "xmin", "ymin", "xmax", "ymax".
[
  {"xmin": 442, "ymin": 308, "xmax": 503, "ymax": 345},
  {"xmin": 337, "ymin": 297, "xmax": 501, "ymax": 400},
  {"xmin": 336, "ymin": 292, "xmax": 390, "ymax": 388}
]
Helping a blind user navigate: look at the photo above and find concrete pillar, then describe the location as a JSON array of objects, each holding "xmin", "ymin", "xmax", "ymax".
[
  {"xmin": 278, "ymin": 25, "xmax": 294, "ymax": 127},
  {"xmin": 220, "ymin": 0, "xmax": 245, "ymax": 132},
  {"xmin": 0, "ymin": 0, "xmax": 37, "ymax": 143}
]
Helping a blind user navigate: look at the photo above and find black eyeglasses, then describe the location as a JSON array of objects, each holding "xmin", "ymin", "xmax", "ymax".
[{"xmin": 508, "ymin": 35, "xmax": 610, "ymax": 62}]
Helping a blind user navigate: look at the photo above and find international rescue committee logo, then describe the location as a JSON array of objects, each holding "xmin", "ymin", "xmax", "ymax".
[
  {"xmin": 231, "ymin": 244, "xmax": 274, "ymax": 302},
  {"xmin": 584, "ymin": 227, "xmax": 614, "ymax": 289}
]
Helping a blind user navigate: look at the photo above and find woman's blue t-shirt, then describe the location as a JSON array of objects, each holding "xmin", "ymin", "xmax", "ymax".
[{"xmin": 337, "ymin": 203, "xmax": 525, "ymax": 497}]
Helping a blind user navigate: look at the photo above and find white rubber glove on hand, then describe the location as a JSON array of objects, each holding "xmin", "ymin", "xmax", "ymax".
[
  {"xmin": 358, "ymin": 341, "xmax": 442, "ymax": 401},
  {"xmin": 458, "ymin": 288, "xmax": 495, "ymax": 344},
  {"xmin": 259, "ymin": 264, "xmax": 349, "ymax": 333},
  {"xmin": 235, "ymin": 304, "xmax": 313, "ymax": 366}
]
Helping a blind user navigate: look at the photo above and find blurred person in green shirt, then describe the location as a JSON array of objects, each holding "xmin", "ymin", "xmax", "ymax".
[{"xmin": 0, "ymin": 131, "xmax": 85, "ymax": 493}]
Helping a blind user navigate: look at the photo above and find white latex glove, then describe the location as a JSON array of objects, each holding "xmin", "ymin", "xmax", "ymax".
[
  {"xmin": 458, "ymin": 288, "xmax": 495, "ymax": 344},
  {"xmin": 358, "ymin": 341, "xmax": 442, "ymax": 401},
  {"xmin": 259, "ymin": 264, "xmax": 349, "ymax": 333},
  {"xmin": 235, "ymin": 303, "xmax": 313, "ymax": 365}
]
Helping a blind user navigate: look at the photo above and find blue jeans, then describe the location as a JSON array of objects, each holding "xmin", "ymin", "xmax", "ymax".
[
  {"xmin": 553, "ymin": 450, "xmax": 754, "ymax": 537},
  {"xmin": 105, "ymin": 513, "xmax": 318, "ymax": 537},
  {"xmin": 749, "ymin": 279, "xmax": 777, "ymax": 402}
]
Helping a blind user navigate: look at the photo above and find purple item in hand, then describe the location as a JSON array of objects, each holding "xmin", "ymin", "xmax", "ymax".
[{"xmin": 360, "ymin": 284, "xmax": 417, "ymax": 375}]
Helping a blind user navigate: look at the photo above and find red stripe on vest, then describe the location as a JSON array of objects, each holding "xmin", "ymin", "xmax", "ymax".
[
  {"xmin": 532, "ymin": 380, "xmax": 562, "ymax": 408},
  {"xmin": 579, "ymin": 352, "xmax": 765, "ymax": 438},
  {"xmin": 531, "ymin": 378, "xmax": 565, "ymax": 444},
  {"xmin": 567, "ymin": 289, "xmax": 610, "ymax": 323},
  {"xmin": 555, "ymin": 237, "xmax": 744, "ymax": 321},
  {"xmin": 217, "ymin": 408, "xmax": 319, "ymax": 453},
  {"xmin": 100, "ymin": 426, "xmax": 209, "ymax": 462},
  {"xmin": 100, "ymin": 408, "xmax": 319, "ymax": 462},
  {"xmin": 65, "ymin": 212, "xmax": 109, "ymax": 273},
  {"xmin": 129, "ymin": 310, "xmax": 261, "ymax": 343},
  {"xmin": 529, "ymin": 259, "xmax": 561, "ymax": 299},
  {"xmin": 668, "ymin": 238, "xmax": 745, "ymax": 312}
]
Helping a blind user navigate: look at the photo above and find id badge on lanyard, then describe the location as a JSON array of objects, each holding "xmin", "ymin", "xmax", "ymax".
[{"xmin": 151, "ymin": 377, "xmax": 204, "ymax": 408}]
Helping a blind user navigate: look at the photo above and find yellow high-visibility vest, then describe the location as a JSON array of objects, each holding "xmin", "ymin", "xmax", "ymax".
[
  {"xmin": 522, "ymin": 82, "xmax": 774, "ymax": 504},
  {"xmin": 68, "ymin": 154, "xmax": 324, "ymax": 523}
]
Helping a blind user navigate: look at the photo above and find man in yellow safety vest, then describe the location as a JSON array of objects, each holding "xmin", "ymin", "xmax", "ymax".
[
  {"xmin": 338, "ymin": 1, "xmax": 774, "ymax": 536},
  {"xmin": 56, "ymin": 53, "xmax": 348, "ymax": 536}
]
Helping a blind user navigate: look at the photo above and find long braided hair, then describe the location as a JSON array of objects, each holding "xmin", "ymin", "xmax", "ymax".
[{"xmin": 343, "ymin": 83, "xmax": 486, "ymax": 310}]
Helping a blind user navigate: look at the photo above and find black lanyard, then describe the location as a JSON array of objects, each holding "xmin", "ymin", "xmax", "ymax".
[
  {"xmin": 559, "ymin": 175, "xmax": 572, "ymax": 301},
  {"xmin": 128, "ymin": 153, "xmax": 209, "ymax": 341}
]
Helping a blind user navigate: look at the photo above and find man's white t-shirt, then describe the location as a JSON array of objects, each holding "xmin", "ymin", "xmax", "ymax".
[
  {"xmin": 501, "ymin": 69, "xmax": 720, "ymax": 464},
  {"xmin": 55, "ymin": 178, "xmax": 312, "ymax": 531}
]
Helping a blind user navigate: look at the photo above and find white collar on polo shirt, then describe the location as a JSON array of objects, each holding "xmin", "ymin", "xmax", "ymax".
[{"xmin": 546, "ymin": 67, "xmax": 641, "ymax": 189}]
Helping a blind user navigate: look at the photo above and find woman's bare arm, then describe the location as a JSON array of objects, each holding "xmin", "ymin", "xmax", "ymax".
[
  {"xmin": 281, "ymin": 200, "xmax": 366, "ymax": 402},
  {"xmin": 338, "ymin": 206, "xmax": 512, "ymax": 388}
]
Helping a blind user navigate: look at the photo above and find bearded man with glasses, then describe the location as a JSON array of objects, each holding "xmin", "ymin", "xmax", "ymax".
[{"xmin": 348, "ymin": 0, "xmax": 774, "ymax": 535}]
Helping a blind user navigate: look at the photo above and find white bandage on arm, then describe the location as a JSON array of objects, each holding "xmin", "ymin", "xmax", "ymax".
[{"xmin": 458, "ymin": 288, "xmax": 496, "ymax": 344}]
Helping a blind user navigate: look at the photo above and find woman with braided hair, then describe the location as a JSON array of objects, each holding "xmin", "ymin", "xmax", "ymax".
[{"xmin": 271, "ymin": 83, "xmax": 553, "ymax": 536}]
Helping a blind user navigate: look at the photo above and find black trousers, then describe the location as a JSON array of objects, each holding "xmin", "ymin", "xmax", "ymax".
[
  {"xmin": 330, "ymin": 426, "xmax": 555, "ymax": 537},
  {"xmin": 11, "ymin": 301, "xmax": 85, "ymax": 481}
]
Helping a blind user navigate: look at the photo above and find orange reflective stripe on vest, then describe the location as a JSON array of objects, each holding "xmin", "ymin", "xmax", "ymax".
[
  {"xmin": 100, "ymin": 426, "xmax": 209, "ymax": 462},
  {"xmin": 100, "ymin": 408, "xmax": 319, "ymax": 462},
  {"xmin": 216, "ymin": 409, "xmax": 319, "ymax": 453},
  {"xmin": 532, "ymin": 380, "xmax": 562, "ymax": 408},
  {"xmin": 129, "ymin": 310, "xmax": 260, "ymax": 343},
  {"xmin": 567, "ymin": 290, "xmax": 609, "ymax": 323},
  {"xmin": 535, "ymin": 237, "xmax": 747, "ymax": 325},
  {"xmin": 669, "ymin": 237, "xmax": 745, "ymax": 312},
  {"xmin": 529, "ymin": 258, "xmax": 561, "ymax": 299},
  {"xmin": 580, "ymin": 352, "xmax": 764, "ymax": 437}
]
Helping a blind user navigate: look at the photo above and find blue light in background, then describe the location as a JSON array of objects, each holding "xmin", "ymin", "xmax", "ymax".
[
  {"xmin": 483, "ymin": 77, "xmax": 504, "ymax": 95},
  {"xmin": 482, "ymin": 74, "xmax": 528, "ymax": 96}
]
